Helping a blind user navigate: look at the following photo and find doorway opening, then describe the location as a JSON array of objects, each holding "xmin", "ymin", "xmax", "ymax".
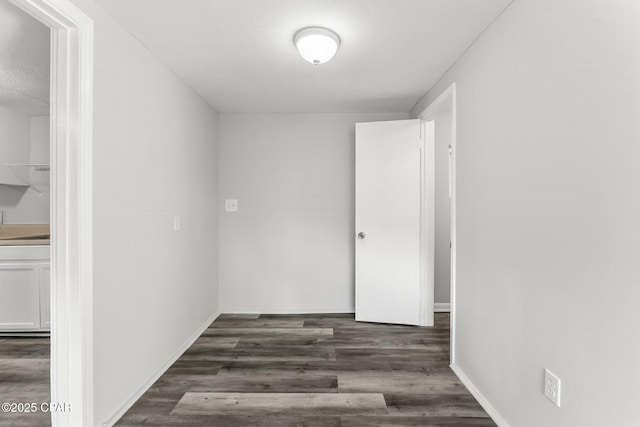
[
  {"xmin": 8, "ymin": 0, "xmax": 94, "ymax": 425},
  {"xmin": 419, "ymin": 83, "xmax": 457, "ymax": 362},
  {"xmin": 0, "ymin": 3, "xmax": 52, "ymax": 426},
  {"xmin": 354, "ymin": 112, "xmax": 451, "ymax": 328}
]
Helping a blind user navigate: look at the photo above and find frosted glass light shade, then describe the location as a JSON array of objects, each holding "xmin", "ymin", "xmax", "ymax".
[{"xmin": 294, "ymin": 27, "xmax": 340, "ymax": 65}]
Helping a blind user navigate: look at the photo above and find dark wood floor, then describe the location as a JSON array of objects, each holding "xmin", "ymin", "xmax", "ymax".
[
  {"xmin": 0, "ymin": 336, "xmax": 51, "ymax": 426},
  {"xmin": 0, "ymin": 314, "xmax": 493, "ymax": 426},
  {"xmin": 116, "ymin": 313, "xmax": 494, "ymax": 426}
]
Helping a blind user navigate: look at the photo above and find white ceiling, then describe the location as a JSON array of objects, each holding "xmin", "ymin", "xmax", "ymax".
[
  {"xmin": 95, "ymin": 0, "xmax": 512, "ymax": 113},
  {"xmin": 0, "ymin": 0, "xmax": 50, "ymax": 116}
]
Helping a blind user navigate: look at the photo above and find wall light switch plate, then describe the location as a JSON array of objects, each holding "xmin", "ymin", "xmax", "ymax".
[
  {"xmin": 173, "ymin": 216, "xmax": 181, "ymax": 232},
  {"xmin": 544, "ymin": 369, "xmax": 561, "ymax": 407},
  {"xmin": 225, "ymin": 199, "xmax": 238, "ymax": 212}
]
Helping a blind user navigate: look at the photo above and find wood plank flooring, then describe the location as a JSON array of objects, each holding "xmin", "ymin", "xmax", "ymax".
[
  {"xmin": 0, "ymin": 314, "xmax": 493, "ymax": 426},
  {"xmin": 0, "ymin": 337, "xmax": 51, "ymax": 427},
  {"xmin": 116, "ymin": 313, "xmax": 494, "ymax": 426}
]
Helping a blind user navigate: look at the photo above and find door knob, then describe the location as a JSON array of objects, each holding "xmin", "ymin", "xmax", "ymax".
[{"xmin": 357, "ymin": 232, "xmax": 366, "ymax": 239}]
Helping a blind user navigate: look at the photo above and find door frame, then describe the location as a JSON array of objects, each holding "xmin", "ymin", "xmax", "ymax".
[
  {"xmin": 9, "ymin": 0, "xmax": 94, "ymax": 425},
  {"xmin": 418, "ymin": 83, "xmax": 457, "ymax": 363},
  {"xmin": 419, "ymin": 120, "xmax": 435, "ymax": 327}
]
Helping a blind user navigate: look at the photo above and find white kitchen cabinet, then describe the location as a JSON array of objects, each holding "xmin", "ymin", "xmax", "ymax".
[
  {"xmin": 0, "ymin": 247, "xmax": 51, "ymax": 332},
  {"xmin": 39, "ymin": 265, "xmax": 51, "ymax": 329},
  {"xmin": 0, "ymin": 264, "xmax": 41, "ymax": 330}
]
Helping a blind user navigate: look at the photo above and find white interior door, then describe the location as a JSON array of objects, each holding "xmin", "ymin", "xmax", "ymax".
[{"xmin": 355, "ymin": 119, "xmax": 434, "ymax": 326}]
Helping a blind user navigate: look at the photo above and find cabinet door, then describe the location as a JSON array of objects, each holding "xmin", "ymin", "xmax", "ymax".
[
  {"xmin": 0, "ymin": 264, "xmax": 41, "ymax": 330},
  {"xmin": 39, "ymin": 265, "xmax": 51, "ymax": 329}
]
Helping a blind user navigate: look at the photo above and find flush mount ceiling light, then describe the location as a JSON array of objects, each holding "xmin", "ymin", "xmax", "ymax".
[{"xmin": 294, "ymin": 27, "xmax": 340, "ymax": 65}]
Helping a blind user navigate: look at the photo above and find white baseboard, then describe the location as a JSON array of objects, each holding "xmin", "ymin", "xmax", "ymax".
[
  {"xmin": 221, "ymin": 308, "xmax": 355, "ymax": 315},
  {"xmin": 434, "ymin": 303, "xmax": 451, "ymax": 312},
  {"xmin": 102, "ymin": 310, "xmax": 220, "ymax": 427},
  {"xmin": 450, "ymin": 363, "xmax": 510, "ymax": 427},
  {"xmin": 222, "ymin": 306, "xmax": 449, "ymax": 314}
]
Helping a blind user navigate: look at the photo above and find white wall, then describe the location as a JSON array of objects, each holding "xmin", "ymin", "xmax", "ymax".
[
  {"xmin": 411, "ymin": 0, "xmax": 640, "ymax": 426},
  {"xmin": 0, "ymin": 108, "xmax": 49, "ymax": 224},
  {"xmin": 0, "ymin": 105, "xmax": 30, "ymax": 162},
  {"xmin": 29, "ymin": 116, "xmax": 49, "ymax": 164},
  {"xmin": 26, "ymin": 116, "xmax": 50, "ymax": 221},
  {"xmin": 434, "ymin": 111, "xmax": 451, "ymax": 304},
  {"xmin": 0, "ymin": 184, "xmax": 49, "ymax": 224},
  {"xmin": 0, "ymin": 105, "xmax": 30, "ymax": 223},
  {"xmin": 218, "ymin": 113, "xmax": 408, "ymax": 313},
  {"xmin": 67, "ymin": 1, "xmax": 220, "ymax": 425}
]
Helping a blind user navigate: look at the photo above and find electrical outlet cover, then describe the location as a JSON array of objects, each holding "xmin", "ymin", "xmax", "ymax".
[
  {"xmin": 544, "ymin": 369, "xmax": 561, "ymax": 407},
  {"xmin": 225, "ymin": 199, "xmax": 238, "ymax": 212}
]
